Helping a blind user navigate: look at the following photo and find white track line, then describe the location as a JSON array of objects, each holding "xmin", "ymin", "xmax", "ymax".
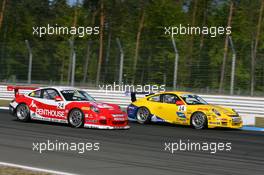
[
  {"xmin": 0, "ymin": 107, "xmax": 8, "ymax": 110},
  {"xmin": 0, "ymin": 162, "xmax": 77, "ymax": 175}
]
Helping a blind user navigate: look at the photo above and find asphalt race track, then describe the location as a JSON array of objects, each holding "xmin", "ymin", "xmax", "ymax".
[{"xmin": 0, "ymin": 110, "xmax": 264, "ymax": 175}]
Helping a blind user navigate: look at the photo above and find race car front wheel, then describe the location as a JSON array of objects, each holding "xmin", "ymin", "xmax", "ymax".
[
  {"xmin": 136, "ymin": 107, "xmax": 151, "ymax": 124},
  {"xmin": 191, "ymin": 112, "xmax": 207, "ymax": 129},
  {"xmin": 16, "ymin": 103, "xmax": 30, "ymax": 122},
  {"xmin": 68, "ymin": 109, "xmax": 84, "ymax": 128}
]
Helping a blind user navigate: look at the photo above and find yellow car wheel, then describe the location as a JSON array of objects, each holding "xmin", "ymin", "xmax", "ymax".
[
  {"xmin": 136, "ymin": 107, "xmax": 151, "ymax": 124},
  {"xmin": 191, "ymin": 112, "xmax": 208, "ymax": 129}
]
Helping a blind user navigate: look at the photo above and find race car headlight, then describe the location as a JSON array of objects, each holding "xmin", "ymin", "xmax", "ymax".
[
  {"xmin": 91, "ymin": 106, "xmax": 100, "ymax": 113},
  {"xmin": 212, "ymin": 109, "xmax": 221, "ymax": 116}
]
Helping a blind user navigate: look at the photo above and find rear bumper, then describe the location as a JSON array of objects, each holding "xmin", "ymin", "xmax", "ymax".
[
  {"xmin": 127, "ymin": 104, "xmax": 138, "ymax": 120},
  {"xmin": 9, "ymin": 105, "xmax": 15, "ymax": 116}
]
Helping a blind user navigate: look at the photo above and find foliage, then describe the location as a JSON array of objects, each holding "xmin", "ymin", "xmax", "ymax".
[{"xmin": 0, "ymin": 0, "xmax": 263, "ymax": 95}]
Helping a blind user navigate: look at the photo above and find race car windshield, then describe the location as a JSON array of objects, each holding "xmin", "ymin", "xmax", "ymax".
[
  {"xmin": 60, "ymin": 90, "xmax": 96, "ymax": 101},
  {"xmin": 180, "ymin": 94, "xmax": 208, "ymax": 105}
]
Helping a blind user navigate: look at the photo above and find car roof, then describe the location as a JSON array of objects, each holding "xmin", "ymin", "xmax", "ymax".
[
  {"xmin": 156, "ymin": 91, "xmax": 192, "ymax": 95},
  {"xmin": 41, "ymin": 86, "xmax": 79, "ymax": 91}
]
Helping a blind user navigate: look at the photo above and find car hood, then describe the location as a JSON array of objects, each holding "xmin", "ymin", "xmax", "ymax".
[
  {"xmin": 193, "ymin": 104, "xmax": 236, "ymax": 116},
  {"xmin": 211, "ymin": 105, "xmax": 236, "ymax": 116},
  {"xmin": 90, "ymin": 101, "xmax": 121, "ymax": 113}
]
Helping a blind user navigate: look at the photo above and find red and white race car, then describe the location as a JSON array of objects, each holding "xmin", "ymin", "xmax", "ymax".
[{"xmin": 8, "ymin": 86, "xmax": 129, "ymax": 129}]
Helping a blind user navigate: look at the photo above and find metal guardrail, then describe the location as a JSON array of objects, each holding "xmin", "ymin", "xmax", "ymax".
[{"xmin": 0, "ymin": 85, "xmax": 264, "ymax": 116}]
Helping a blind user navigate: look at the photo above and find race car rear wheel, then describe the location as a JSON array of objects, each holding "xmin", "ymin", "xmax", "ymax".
[
  {"xmin": 191, "ymin": 112, "xmax": 207, "ymax": 129},
  {"xmin": 68, "ymin": 109, "xmax": 84, "ymax": 128},
  {"xmin": 16, "ymin": 103, "xmax": 30, "ymax": 122},
  {"xmin": 136, "ymin": 107, "xmax": 151, "ymax": 124}
]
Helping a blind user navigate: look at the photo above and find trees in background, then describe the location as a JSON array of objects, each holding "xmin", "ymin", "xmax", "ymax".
[
  {"xmin": 0, "ymin": 0, "xmax": 263, "ymax": 95},
  {"xmin": 219, "ymin": 0, "xmax": 233, "ymax": 93}
]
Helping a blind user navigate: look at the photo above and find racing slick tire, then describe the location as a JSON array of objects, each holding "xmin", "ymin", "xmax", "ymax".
[
  {"xmin": 136, "ymin": 107, "xmax": 151, "ymax": 124},
  {"xmin": 191, "ymin": 112, "xmax": 208, "ymax": 129},
  {"xmin": 68, "ymin": 109, "xmax": 84, "ymax": 128},
  {"xmin": 16, "ymin": 103, "xmax": 30, "ymax": 122}
]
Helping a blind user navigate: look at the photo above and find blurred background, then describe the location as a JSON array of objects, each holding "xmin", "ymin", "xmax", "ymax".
[{"xmin": 0, "ymin": 0, "xmax": 264, "ymax": 96}]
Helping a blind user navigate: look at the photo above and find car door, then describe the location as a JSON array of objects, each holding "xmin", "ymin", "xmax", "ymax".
[
  {"xmin": 154, "ymin": 93, "xmax": 188, "ymax": 124},
  {"xmin": 37, "ymin": 88, "xmax": 66, "ymax": 120},
  {"xmin": 145, "ymin": 94, "xmax": 162, "ymax": 113},
  {"xmin": 27, "ymin": 89, "xmax": 42, "ymax": 115}
]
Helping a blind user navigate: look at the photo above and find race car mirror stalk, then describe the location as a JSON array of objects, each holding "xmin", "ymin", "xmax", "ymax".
[{"xmin": 175, "ymin": 100, "xmax": 184, "ymax": 106}]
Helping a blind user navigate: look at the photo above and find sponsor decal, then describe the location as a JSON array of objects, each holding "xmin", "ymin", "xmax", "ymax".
[
  {"xmin": 61, "ymin": 90, "xmax": 75, "ymax": 94},
  {"xmin": 57, "ymin": 102, "xmax": 65, "ymax": 109},
  {"xmin": 29, "ymin": 101, "xmax": 37, "ymax": 108},
  {"xmin": 85, "ymin": 114, "xmax": 95, "ymax": 118},
  {"xmin": 31, "ymin": 112, "xmax": 67, "ymax": 123},
  {"xmin": 178, "ymin": 105, "xmax": 186, "ymax": 112},
  {"xmin": 128, "ymin": 105, "xmax": 137, "ymax": 110},
  {"xmin": 85, "ymin": 119, "xmax": 98, "ymax": 123},
  {"xmin": 113, "ymin": 117, "xmax": 126, "ymax": 121},
  {"xmin": 29, "ymin": 100, "xmax": 65, "ymax": 118},
  {"xmin": 112, "ymin": 114, "xmax": 124, "ymax": 117},
  {"xmin": 176, "ymin": 112, "xmax": 186, "ymax": 119},
  {"xmin": 197, "ymin": 108, "xmax": 209, "ymax": 111},
  {"xmin": 209, "ymin": 122, "xmax": 220, "ymax": 125},
  {"xmin": 81, "ymin": 106, "xmax": 90, "ymax": 111},
  {"xmin": 36, "ymin": 108, "xmax": 65, "ymax": 118}
]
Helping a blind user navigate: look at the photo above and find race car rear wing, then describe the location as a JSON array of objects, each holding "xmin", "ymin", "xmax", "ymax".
[
  {"xmin": 7, "ymin": 85, "xmax": 38, "ymax": 97},
  {"xmin": 130, "ymin": 92, "xmax": 155, "ymax": 102}
]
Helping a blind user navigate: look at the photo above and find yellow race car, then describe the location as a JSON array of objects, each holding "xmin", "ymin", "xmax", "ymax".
[{"xmin": 127, "ymin": 91, "xmax": 242, "ymax": 129}]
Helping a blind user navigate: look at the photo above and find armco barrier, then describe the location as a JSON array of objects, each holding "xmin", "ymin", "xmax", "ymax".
[{"xmin": 0, "ymin": 85, "xmax": 264, "ymax": 118}]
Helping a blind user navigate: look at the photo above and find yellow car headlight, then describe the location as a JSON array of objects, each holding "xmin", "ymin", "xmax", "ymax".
[
  {"xmin": 232, "ymin": 108, "xmax": 238, "ymax": 115},
  {"xmin": 212, "ymin": 108, "xmax": 221, "ymax": 116}
]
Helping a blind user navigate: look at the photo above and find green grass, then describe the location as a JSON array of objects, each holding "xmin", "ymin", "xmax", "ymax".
[
  {"xmin": 0, "ymin": 100, "xmax": 10, "ymax": 107},
  {"xmin": 255, "ymin": 117, "xmax": 264, "ymax": 128},
  {"xmin": 0, "ymin": 166, "xmax": 51, "ymax": 175}
]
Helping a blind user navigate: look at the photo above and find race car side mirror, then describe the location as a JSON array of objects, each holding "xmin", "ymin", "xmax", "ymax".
[
  {"xmin": 55, "ymin": 96, "xmax": 63, "ymax": 102},
  {"xmin": 176, "ymin": 100, "xmax": 184, "ymax": 106}
]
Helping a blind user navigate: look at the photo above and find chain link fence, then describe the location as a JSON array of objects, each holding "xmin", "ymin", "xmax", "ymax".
[{"xmin": 0, "ymin": 39, "xmax": 263, "ymax": 96}]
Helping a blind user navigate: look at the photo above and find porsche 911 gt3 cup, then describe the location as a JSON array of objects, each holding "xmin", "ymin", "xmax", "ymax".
[
  {"xmin": 127, "ymin": 91, "xmax": 242, "ymax": 129},
  {"xmin": 8, "ymin": 86, "xmax": 129, "ymax": 129}
]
